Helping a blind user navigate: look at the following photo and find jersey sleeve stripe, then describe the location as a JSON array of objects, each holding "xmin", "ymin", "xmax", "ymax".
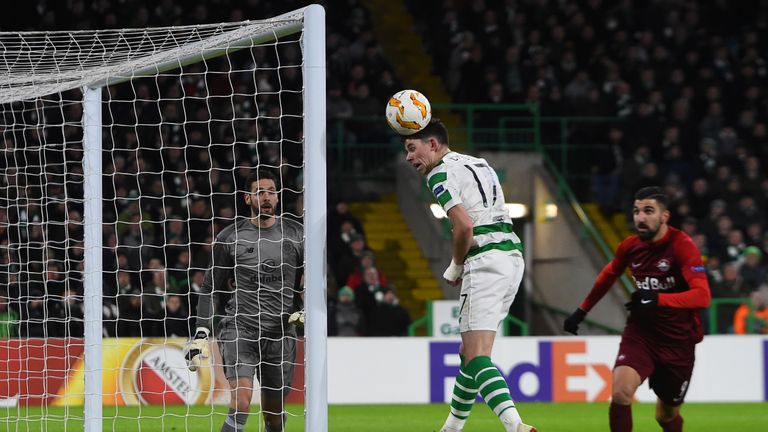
[
  {"xmin": 437, "ymin": 190, "xmax": 453, "ymax": 207},
  {"xmin": 427, "ymin": 172, "xmax": 447, "ymax": 189},
  {"xmin": 473, "ymin": 222, "xmax": 514, "ymax": 236},
  {"xmin": 466, "ymin": 239, "xmax": 523, "ymax": 259}
]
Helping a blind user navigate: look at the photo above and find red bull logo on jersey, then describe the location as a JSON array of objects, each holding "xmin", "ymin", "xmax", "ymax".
[{"xmin": 632, "ymin": 275, "xmax": 676, "ymax": 291}]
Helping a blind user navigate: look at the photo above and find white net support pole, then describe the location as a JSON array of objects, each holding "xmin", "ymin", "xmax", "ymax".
[
  {"xmin": 302, "ymin": 4, "xmax": 327, "ymax": 432},
  {"xmin": 82, "ymin": 85, "xmax": 103, "ymax": 432}
]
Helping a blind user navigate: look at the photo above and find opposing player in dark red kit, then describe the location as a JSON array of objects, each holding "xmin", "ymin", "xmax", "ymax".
[{"xmin": 563, "ymin": 186, "xmax": 711, "ymax": 432}]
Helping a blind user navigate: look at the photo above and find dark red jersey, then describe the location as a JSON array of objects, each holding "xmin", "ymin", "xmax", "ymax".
[{"xmin": 580, "ymin": 226, "xmax": 711, "ymax": 344}]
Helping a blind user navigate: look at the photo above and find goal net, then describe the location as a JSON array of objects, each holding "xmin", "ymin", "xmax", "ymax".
[{"xmin": 0, "ymin": 5, "xmax": 326, "ymax": 432}]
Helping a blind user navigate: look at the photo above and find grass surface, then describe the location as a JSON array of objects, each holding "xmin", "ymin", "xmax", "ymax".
[{"xmin": 2, "ymin": 402, "xmax": 767, "ymax": 431}]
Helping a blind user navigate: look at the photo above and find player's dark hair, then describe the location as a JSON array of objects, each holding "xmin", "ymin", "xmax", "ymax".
[
  {"xmin": 634, "ymin": 186, "xmax": 668, "ymax": 209},
  {"xmin": 244, "ymin": 169, "xmax": 279, "ymax": 192},
  {"xmin": 401, "ymin": 118, "xmax": 449, "ymax": 147}
]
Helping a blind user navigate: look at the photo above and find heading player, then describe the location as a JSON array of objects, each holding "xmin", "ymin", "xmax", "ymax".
[
  {"xmin": 564, "ymin": 186, "xmax": 711, "ymax": 432},
  {"xmin": 403, "ymin": 119, "xmax": 536, "ymax": 432},
  {"xmin": 185, "ymin": 170, "xmax": 304, "ymax": 432}
]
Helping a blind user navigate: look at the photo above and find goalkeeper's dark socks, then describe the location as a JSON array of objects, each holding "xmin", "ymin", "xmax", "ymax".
[
  {"xmin": 466, "ymin": 356, "xmax": 521, "ymax": 429},
  {"xmin": 659, "ymin": 414, "xmax": 683, "ymax": 432},
  {"xmin": 442, "ymin": 356, "xmax": 477, "ymax": 431},
  {"xmin": 609, "ymin": 402, "xmax": 632, "ymax": 432},
  {"xmin": 221, "ymin": 408, "xmax": 248, "ymax": 432}
]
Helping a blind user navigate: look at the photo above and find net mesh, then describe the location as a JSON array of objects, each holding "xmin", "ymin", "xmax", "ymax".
[
  {"xmin": 0, "ymin": 13, "xmax": 307, "ymax": 431},
  {"xmin": 0, "ymin": 9, "xmax": 304, "ymax": 103}
]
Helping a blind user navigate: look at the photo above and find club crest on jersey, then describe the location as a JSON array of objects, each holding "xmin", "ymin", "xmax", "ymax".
[{"xmin": 656, "ymin": 259, "xmax": 670, "ymax": 272}]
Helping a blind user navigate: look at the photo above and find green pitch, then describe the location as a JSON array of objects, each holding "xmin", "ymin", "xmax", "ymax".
[{"xmin": 2, "ymin": 402, "xmax": 767, "ymax": 431}]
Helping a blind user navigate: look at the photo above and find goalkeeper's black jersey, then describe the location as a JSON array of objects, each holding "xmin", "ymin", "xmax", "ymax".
[{"xmin": 195, "ymin": 216, "xmax": 304, "ymax": 334}]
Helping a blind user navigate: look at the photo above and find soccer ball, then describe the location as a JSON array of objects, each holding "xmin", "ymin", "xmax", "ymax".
[{"xmin": 385, "ymin": 89, "xmax": 432, "ymax": 135}]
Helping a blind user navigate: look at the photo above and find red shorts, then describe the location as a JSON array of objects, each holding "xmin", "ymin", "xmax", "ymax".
[{"xmin": 614, "ymin": 332, "xmax": 695, "ymax": 406}]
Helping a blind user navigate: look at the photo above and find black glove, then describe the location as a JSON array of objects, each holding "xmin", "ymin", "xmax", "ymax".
[
  {"xmin": 563, "ymin": 308, "xmax": 587, "ymax": 335},
  {"xmin": 624, "ymin": 289, "xmax": 659, "ymax": 311}
]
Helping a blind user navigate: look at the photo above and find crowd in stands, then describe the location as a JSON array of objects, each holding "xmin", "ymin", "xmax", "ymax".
[
  {"xmin": 326, "ymin": 201, "xmax": 412, "ymax": 336},
  {"xmin": 0, "ymin": 0, "xmax": 407, "ymax": 339},
  {"xmin": 408, "ymin": 0, "xmax": 768, "ymax": 333}
]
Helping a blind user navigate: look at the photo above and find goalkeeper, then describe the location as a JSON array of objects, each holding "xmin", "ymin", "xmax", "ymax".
[{"xmin": 186, "ymin": 170, "xmax": 304, "ymax": 432}]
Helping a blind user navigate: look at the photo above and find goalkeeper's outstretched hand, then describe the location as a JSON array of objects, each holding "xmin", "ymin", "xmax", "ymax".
[
  {"xmin": 184, "ymin": 327, "xmax": 210, "ymax": 372},
  {"xmin": 288, "ymin": 310, "xmax": 305, "ymax": 326}
]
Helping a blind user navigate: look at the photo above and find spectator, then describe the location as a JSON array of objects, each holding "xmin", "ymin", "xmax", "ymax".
[
  {"xmin": 744, "ymin": 222, "xmax": 764, "ymax": 247},
  {"xmin": 116, "ymin": 270, "xmax": 136, "ymax": 296},
  {"xmin": 722, "ymin": 229, "xmax": 746, "ymax": 263},
  {"xmin": 706, "ymin": 256, "xmax": 724, "ymax": 289},
  {"xmin": 142, "ymin": 268, "xmax": 171, "ymax": 336},
  {"xmin": 117, "ymin": 289, "xmax": 143, "ymax": 337},
  {"xmin": 346, "ymin": 250, "xmax": 388, "ymax": 291},
  {"xmin": 739, "ymin": 246, "xmax": 767, "ymax": 291},
  {"xmin": 50, "ymin": 288, "xmax": 84, "ymax": 337},
  {"xmin": 44, "ymin": 262, "xmax": 66, "ymax": 298},
  {"xmin": 167, "ymin": 249, "xmax": 191, "ymax": 293},
  {"xmin": 707, "ymin": 214, "xmax": 733, "ymax": 258},
  {"xmin": 356, "ymin": 266, "xmax": 388, "ymax": 331},
  {"xmin": 368, "ymin": 287, "xmax": 411, "ymax": 336},
  {"xmin": 163, "ymin": 294, "xmax": 190, "ymax": 337},
  {"xmin": 329, "ymin": 200, "xmax": 364, "ymax": 241},
  {"xmin": 327, "ymin": 82, "xmax": 353, "ymax": 121},
  {"xmin": 334, "ymin": 233, "xmax": 368, "ymax": 286},
  {"xmin": 333, "ymin": 286, "xmax": 364, "ymax": 337},
  {"xmin": 18, "ymin": 288, "xmax": 47, "ymax": 338},
  {"xmin": 733, "ymin": 195, "xmax": 763, "ymax": 229},
  {"xmin": 709, "ymin": 260, "xmax": 747, "ymax": 333},
  {"xmin": 714, "ymin": 261, "xmax": 747, "ymax": 298},
  {"xmin": 591, "ymin": 127, "xmax": 624, "ymax": 212},
  {"xmin": 688, "ymin": 178, "xmax": 713, "ymax": 219},
  {"xmin": 680, "ymin": 217, "xmax": 698, "ymax": 237},
  {"xmin": 0, "ymin": 289, "xmax": 18, "ymax": 338},
  {"xmin": 762, "ymin": 233, "xmax": 768, "ymax": 262},
  {"xmin": 733, "ymin": 290, "xmax": 768, "ymax": 334}
]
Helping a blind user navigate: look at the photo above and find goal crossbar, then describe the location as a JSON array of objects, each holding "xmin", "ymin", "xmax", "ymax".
[{"xmin": 0, "ymin": 8, "xmax": 306, "ymax": 103}]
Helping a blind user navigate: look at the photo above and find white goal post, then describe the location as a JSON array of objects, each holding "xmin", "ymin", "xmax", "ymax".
[{"xmin": 0, "ymin": 4, "xmax": 326, "ymax": 432}]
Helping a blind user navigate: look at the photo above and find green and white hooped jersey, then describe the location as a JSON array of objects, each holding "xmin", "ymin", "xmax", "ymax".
[{"xmin": 427, "ymin": 151, "xmax": 522, "ymax": 262}]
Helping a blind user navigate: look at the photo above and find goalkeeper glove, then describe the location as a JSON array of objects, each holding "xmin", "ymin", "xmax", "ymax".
[
  {"xmin": 288, "ymin": 310, "xmax": 305, "ymax": 326},
  {"xmin": 625, "ymin": 289, "xmax": 658, "ymax": 311},
  {"xmin": 184, "ymin": 327, "xmax": 210, "ymax": 372},
  {"xmin": 443, "ymin": 260, "xmax": 464, "ymax": 284},
  {"xmin": 563, "ymin": 308, "xmax": 587, "ymax": 335}
]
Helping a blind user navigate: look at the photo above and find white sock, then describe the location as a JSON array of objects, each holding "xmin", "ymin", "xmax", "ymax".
[
  {"xmin": 499, "ymin": 406, "xmax": 523, "ymax": 432},
  {"xmin": 441, "ymin": 413, "xmax": 465, "ymax": 431}
]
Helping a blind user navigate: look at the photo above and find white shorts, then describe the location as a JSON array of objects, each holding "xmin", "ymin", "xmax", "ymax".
[{"xmin": 458, "ymin": 251, "xmax": 524, "ymax": 333}]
